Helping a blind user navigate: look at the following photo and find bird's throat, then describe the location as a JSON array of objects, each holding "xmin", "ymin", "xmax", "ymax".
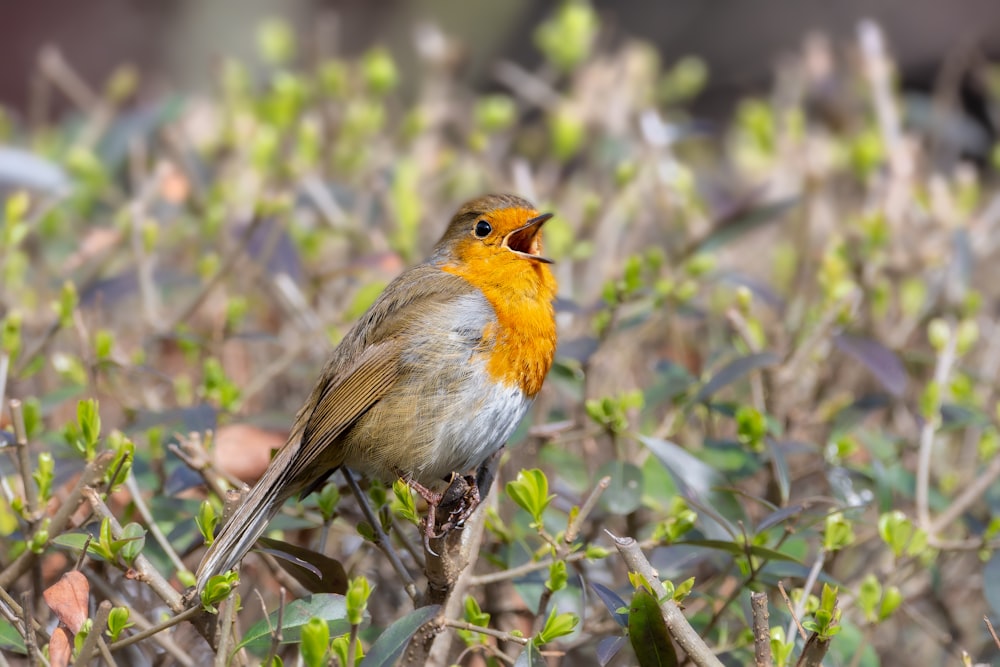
[{"xmin": 442, "ymin": 259, "xmax": 557, "ymax": 397}]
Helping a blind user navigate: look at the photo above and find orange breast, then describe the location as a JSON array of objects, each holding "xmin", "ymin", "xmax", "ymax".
[{"xmin": 442, "ymin": 255, "xmax": 557, "ymax": 397}]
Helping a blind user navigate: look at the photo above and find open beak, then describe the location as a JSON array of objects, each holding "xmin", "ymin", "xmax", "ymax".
[{"xmin": 503, "ymin": 212, "xmax": 554, "ymax": 263}]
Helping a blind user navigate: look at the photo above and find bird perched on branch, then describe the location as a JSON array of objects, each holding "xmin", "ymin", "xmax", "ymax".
[{"xmin": 195, "ymin": 193, "xmax": 558, "ymax": 591}]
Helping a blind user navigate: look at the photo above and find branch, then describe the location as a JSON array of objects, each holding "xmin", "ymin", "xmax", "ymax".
[
  {"xmin": 751, "ymin": 592, "xmax": 772, "ymax": 667},
  {"xmin": 342, "ymin": 469, "xmax": 419, "ymax": 602},
  {"xmin": 81, "ymin": 487, "xmax": 183, "ymax": 612},
  {"xmin": 916, "ymin": 331, "xmax": 957, "ymax": 530},
  {"xmin": 0, "ymin": 451, "xmax": 115, "ymax": 589},
  {"xmin": 75, "ymin": 600, "xmax": 111, "ymax": 665},
  {"xmin": 796, "ymin": 633, "xmax": 831, "ymax": 667},
  {"xmin": 423, "ymin": 494, "xmax": 493, "ymax": 667},
  {"xmin": 9, "ymin": 400, "xmax": 39, "ymax": 520},
  {"xmin": 929, "ymin": 453, "xmax": 1000, "ymax": 536},
  {"xmin": 608, "ymin": 532, "xmax": 724, "ymax": 667}
]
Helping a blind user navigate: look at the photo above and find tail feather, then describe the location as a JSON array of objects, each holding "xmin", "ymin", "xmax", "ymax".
[{"xmin": 195, "ymin": 484, "xmax": 283, "ymax": 592}]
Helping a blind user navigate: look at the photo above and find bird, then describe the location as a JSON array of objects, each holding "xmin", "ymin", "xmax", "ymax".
[{"xmin": 195, "ymin": 193, "xmax": 558, "ymax": 591}]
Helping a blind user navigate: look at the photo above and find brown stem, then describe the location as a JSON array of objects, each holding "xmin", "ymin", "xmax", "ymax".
[
  {"xmin": 422, "ymin": 493, "xmax": 492, "ymax": 667},
  {"xmin": 76, "ymin": 600, "xmax": 112, "ymax": 665},
  {"xmin": 751, "ymin": 592, "xmax": 772, "ymax": 667},
  {"xmin": 609, "ymin": 532, "xmax": 723, "ymax": 667},
  {"xmin": 9, "ymin": 400, "xmax": 38, "ymax": 521},
  {"xmin": 81, "ymin": 487, "xmax": 184, "ymax": 612},
  {"xmin": 0, "ymin": 451, "xmax": 115, "ymax": 589},
  {"xmin": 795, "ymin": 633, "xmax": 831, "ymax": 667},
  {"xmin": 343, "ymin": 469, "xmax": 419, "ymax": 602}
]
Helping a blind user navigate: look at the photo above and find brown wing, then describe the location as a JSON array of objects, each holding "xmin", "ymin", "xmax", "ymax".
[
  {"xmin": 281, "ymin": 338, "xmax": 402, "ymax": 488},
  {"xmin": 282, "ymin": 265, "xmax": 479, "ymax": 491},
  {"xmin": 195, "ymin": 267, "xmax": 478, "ymax": 589}
]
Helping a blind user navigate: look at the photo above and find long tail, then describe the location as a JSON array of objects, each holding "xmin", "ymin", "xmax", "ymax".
[{"xmin": 195, "ymin": 444, "xmax": 299, "ymax": 593}]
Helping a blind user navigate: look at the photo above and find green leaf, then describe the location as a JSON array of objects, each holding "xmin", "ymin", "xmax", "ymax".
[
  {"xmin": 391, "ymin": 479, "xmax": 419, "ymax": 525},
  {"xmin": 597, "ymin": 460, "xmax": 643, "ymax": 514},
  {"xmin": 879, "ymin": 586, "xmax": 902, "ymax": 621},
  {"xmin": 857, "ymin": 574, "xmax": 881, "ymax": 622},
  {"xmin": 628, "ymin": 587, "xmax": 678, "ymax": 667},
  {"xmin": 546, "ymin": 560, "xmax": 568, "ymax": 593},
  {"xmin": 506, "ymin": 469, "xmax": 554, "ymax": 525},
  {"xmin": 200, "ymin": 571, "xmax": 239, "ymax": 611},
  {"xmin": 673, "ymin": 539, "xmax": 800, "ymax": 563},
  {"xmin": 463, "ymin": 595, "xmax": 490, "ymax": 629},
  {"xmin": 535, "ymin": 608, "xmax": 579, "ymax": 645},
  {"xmin": 106, "ymin": 607, "xmax": 134, "ymax": 642},
  {"xmin": 238, "ymin": 594, "xmax": 356, "ymax": 656},
  {"xmin": 0, "ymin": 618, "xmax": 25, "ymax": 654},
  {"xmin": 300, "ymin": 617, "xmax": 330, "ymax": 667},
  {"xmin": 32, "ymin": 452, "xmax": 54, "ymax": 502},
  {"xmin": 118, "ymin": 522, "xmax": 146, "ymax": 565},
  {"xmin": 346, "ymin": 576, "xmax": 372, "ymax": 626},
  {"xmin": 196, "ymin": 500, "xmax": 218, "ymax": 545},
  {"xmin": 513, "ymin": 640, "xmax": 547, "ymax": 667},
  {"xmin": 359, "ymin": 604, "xmax": 440, "ymax": 667}
]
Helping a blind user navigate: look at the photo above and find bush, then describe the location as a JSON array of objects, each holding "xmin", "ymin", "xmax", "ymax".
[{"xmin": 1, "ymin": 7, "xmax": 999, "ymax": 667}]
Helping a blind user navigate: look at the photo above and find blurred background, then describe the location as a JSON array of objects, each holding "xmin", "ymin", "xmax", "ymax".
[{"xmin": 4, "ymin": 0, "xmax": 1000, "ymax": 129}]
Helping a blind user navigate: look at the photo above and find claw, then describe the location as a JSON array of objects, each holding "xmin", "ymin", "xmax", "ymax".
[{"xmin": 399, "ymin": 472, "xmax": 483, "ymax": 555}]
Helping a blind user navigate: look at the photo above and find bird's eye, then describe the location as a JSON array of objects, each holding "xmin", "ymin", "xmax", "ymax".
[{"xmin": 474, "ymin": 220, "xmax": 492, "ymax": 238}]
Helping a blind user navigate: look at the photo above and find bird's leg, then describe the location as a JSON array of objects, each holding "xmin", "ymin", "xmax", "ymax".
[
  {"xmin": 403, "ymin": 477, "xmax": 445, "ymax": 549},
  {"xmin": 403, "ymin": 450, "xmax": 503, "ymax": 553}
]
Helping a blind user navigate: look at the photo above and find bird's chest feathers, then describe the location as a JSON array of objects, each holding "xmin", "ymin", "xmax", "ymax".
[{"xmin": 442, "ymin": 260, "xmax": 556, "ymax": 398}]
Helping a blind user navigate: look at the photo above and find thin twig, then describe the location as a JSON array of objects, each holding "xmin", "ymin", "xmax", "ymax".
[
  {"xmin": 81, "ymin": 487, "xmax": 184, "ymax": 612},
  {"xmin": 76, "ymin": 600, "xmax": 112, "ymax": 665},
  {"xmin": 787, "ymin": 551, "xmax": 825, "ymax": 644},
  {"xmin": 0, "ymin": 353, "xmax": 9, "ymax": 423},
  {"xmin": 916, "ymin": 331, "xmax": 957, "ymax": 530},
  {"xmin": 261, "ymin": 588, "xmax": 284, "ymax": 667},
  {"xmin": 565, "ymin": 476, "xmax": 610, "ymax": 545},
  {"xmin": 469, "ymin": 549, "xmax": 595, "ymax": 587},
  {"xmin": 985, "ymin": 616, "xmax": 1000, "ymax": 650},
  {"xmin": 10, "ymin": 400, "xmax": 39, "ymax": 519},
  {"xmin": 929, "ymin": 453, "xmax": 1000, "ymax": 536},
  {"xmin": 107, "ymin": 606, "xmax": 202, "ymax": 653},
  {"xmin": 124, "ymin": 471, "xmax": 189, "ymax": 575},
  {"xmin": 777, "ymin": 581, "xmax": 807, "ymax": 640},
  {"xmin": 608, "ymin": 532, "xmax": 724, "ymax": 667},
  {"xmin": 87, "ymin": 575, "xmax": 193, "ymax": 667},
  {"xmin": 392, "ymin": 514, "xmax": 427, "ymax": 569},
  {"xmin": 751, "ymin": 592, "xmax": 772, "ymax": 667},
  {"xmin": 347, "ymin": 623, "xmax": 360, "ymax": 666},
  {"xmin": 20, "ymin": 593, "xmax": 38, "ymax": 667},
  {"xmin": 96, "ymin": 638, "xmax": 119, "ymax": 667},
  {"xmin": 214, "ymin": 587, "xmax": 240, "ymax": 667},
  {"xmin": 0, "ymin": 585, "xmax": 47, "ymax": 642},
  {"xmin": 342, "ymin": 469, "xmax": 419, "ymax": 602},
  {"xmin": 444, "ymin": 619, "xmax": 530, "ymax": 646},
  {"xmin": 0, "ymin": 451, "xmax": 116, "ymax": 589}
]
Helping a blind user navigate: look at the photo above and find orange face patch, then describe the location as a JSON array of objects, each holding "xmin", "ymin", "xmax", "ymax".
[{"xmin": 441, "ymin": 206, "xmax": 558, "ymax": 397}]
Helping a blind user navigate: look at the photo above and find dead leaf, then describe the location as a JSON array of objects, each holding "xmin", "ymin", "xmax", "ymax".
[
  {"xmin": 66, "ymin": 227, "xmax": 122, "ymax": 270},
  {"xmin": 48, "ymin": 626, "xmax": 72, "ymax": 667},
  {"xmin": 43, "ymin": 570, "xmax": 89, "ymax": 633},
  {"xmin": 212, "ymin": 424, "xmax": 286, "ymax": 484}
]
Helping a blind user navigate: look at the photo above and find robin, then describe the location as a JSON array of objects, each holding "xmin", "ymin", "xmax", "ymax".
[{"xmin": 195, "ymin": 193, "xmax": 558, "ymax": 590}]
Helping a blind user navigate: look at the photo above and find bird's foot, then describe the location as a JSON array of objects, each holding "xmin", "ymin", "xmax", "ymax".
[{"xmin": 406, "ymin": 474, "xmax": 481, "ymax": 555}]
